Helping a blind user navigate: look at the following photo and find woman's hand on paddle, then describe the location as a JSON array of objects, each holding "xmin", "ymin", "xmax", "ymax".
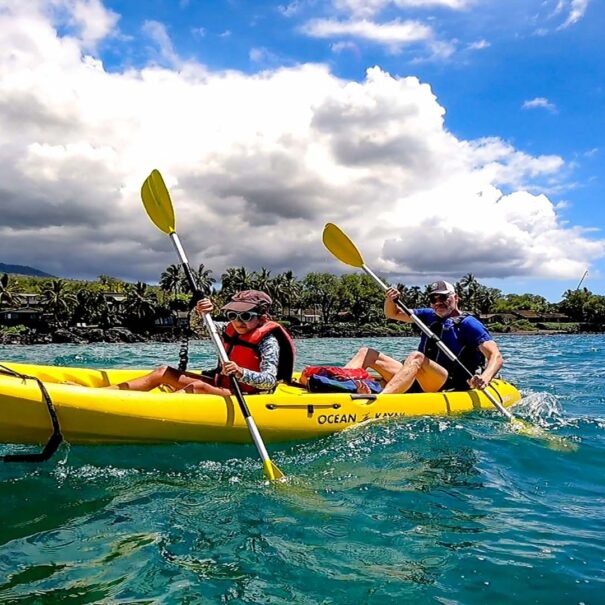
[
  {"xmin": 222, "ymin": 361, "xmax": 243, "ymax": 379},
  {"xmin": 195, "ymin": 298, "xmax": 214, "ymax": 316}
]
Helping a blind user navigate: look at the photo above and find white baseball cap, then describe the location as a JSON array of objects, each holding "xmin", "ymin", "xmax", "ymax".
[{"xmin": 428, "ymin": 280, "xmax": 455, "ymax": 295}]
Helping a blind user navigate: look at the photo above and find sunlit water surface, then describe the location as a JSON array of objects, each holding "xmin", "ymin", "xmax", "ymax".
[{"xmin": 1, "ymin": 335, "xmax": 604, "ymax": 603}]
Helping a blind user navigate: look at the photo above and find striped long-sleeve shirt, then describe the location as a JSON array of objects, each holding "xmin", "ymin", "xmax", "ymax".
[{"xmin": 201, "ymin": 321, "xmax": 281, "ymax": 392}]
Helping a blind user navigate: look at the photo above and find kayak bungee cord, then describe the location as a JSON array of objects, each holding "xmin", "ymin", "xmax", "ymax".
[
  {"xmin": 177, "ymin": 328, "xmax": 189, "ymax": 372},
  {"xmin": 0, "ymin": 364, "xmax": 63, "ymax": 463},
  {"xmin": 177, "ymin": 290, "xmax": 207, "ymax": 372}
]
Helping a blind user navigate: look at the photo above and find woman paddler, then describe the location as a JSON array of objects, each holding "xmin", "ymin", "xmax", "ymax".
[{"xmin": 107, "ymin": 290, "xmax": 295, "ymax": 395}]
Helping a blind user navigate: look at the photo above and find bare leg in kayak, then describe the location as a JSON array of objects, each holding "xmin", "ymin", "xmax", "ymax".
[
  {"xmin": 344, "ymin": 347, "xmax": 401, "ymax": 394},
  {"xmin": 106, "ymin": 365, "xmax": 231, "ymax": 395},
  {"xmin": 345, "ymin": 347, "xmax": 402, "ymax": 381},
  {"xmin": 381, "ymin": 352, "xmax": 447, "ymax": 394},
  {"xmin": 345, "ymin": 347, "xmax": 447, "ymax": 394}
]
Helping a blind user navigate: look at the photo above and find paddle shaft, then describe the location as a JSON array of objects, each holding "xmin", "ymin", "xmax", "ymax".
[
  {"xmin": 361, "ymin": 264, "xmax": 513, "ymax": 420},
  {"xmin": 168, "ymin": 232, "xmax": 281, "ymax": 472}
]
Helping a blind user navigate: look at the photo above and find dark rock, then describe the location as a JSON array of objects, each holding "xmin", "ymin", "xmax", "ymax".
[
  {"xmin": 88, "ymin": 328, "xmax": 106, "ymax": 342},
  {"xmin": 52, "ymin": 328, "xmax": 86, "ymax": 344},
  {"xmin": 32, "ymin": 333, "xmax": 53, "ymax": 344},
  {"xmin": 104, "ymin": 327, "xmax": 144, "ymax": 343},
  {"xmin": 73, "ymin": 327, "xmax": 105, "ymax": 342}
]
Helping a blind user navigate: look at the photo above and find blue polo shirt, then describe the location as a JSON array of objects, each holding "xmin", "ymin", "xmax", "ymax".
[{"xmin": 413, "ymin": 308, "xmax": 492, "ymax": 375}]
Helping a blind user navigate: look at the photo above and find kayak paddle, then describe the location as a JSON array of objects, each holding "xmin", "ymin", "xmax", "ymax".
[
  {"xmin": 322, "ymin": 222, "xmax": 574, "ymax": 447},
  {"xmin": 141, "ymin": 169, "xmax": 285, "ymax": 480}
]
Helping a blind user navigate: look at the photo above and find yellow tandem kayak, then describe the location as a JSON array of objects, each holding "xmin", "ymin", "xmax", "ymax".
[{"xmin": 0, "ymin": 362, "xmax": 522, "ymax": 446}]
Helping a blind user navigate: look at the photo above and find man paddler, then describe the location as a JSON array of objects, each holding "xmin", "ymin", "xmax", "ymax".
[{"xmin": 345, "ymin": 280, "xmax": 503, "ymax": 394}]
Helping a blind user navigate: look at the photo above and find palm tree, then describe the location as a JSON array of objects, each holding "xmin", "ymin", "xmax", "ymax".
[
  {"xmin": 73, "ymin": 289, "xmax": 97, "ymax": 325},
  {"xmin": 456, "ymin": 273, "xmax": 480, "ymax": 310},
  {"xmin": 253, "ymin": 267, "xmax": 272, "ymax": 292},
  {"xmin": 282, "ymin": 271, "xmax": 302, "ymax": 313},
  {"xmin": 182, "ymin": 263, "xmax": 215, "ymax": 296},
  {"xmin": 221, "ymin": 266, "xmax": 252, "ymax": 298},
  {"xmin": 271, "ymin": 271, "xmax": 301, "ymax": 317},
  {"xmin": 97, "ymin": 275, "xmax": 126, "ymax": 292},
  {"xmin": 40, "ymin": 279, "xmax": 76, "ymax": 325},
  {"xmin": 458, "ymin": 273, "xmax": 476, "ymax": 288},
  {"xmin": 458, "ymin": 272, "xmax": 478, "ymax": 292},
  {"xmin": 0, "ymin": 273, "xmax": 21, "ymax": 309},
  {"xmin": 475, "ymin": 287, "xmax": 501, "ymax": 314},
  {"xmin": 398, "ymin": 284, "xmax": 425, "ymax": 308},
  {"xmin": 160, "ymin": 264, "xmax": 182, "ymax": 300},
  {"xmin": 72, "ymin": 289, "xmax": 117, "ymax": 327},
  {"xmin": 122, "ymin": 282, "xmax": 158, "ymax": 330}
]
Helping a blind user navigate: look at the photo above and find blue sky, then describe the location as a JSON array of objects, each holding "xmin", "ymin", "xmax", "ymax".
[{"xmin": 0, "ymin": 0, "xmax": 603, "ymax": 301}]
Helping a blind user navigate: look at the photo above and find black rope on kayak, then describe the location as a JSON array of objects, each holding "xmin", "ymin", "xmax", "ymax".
[
  {"xmin": 0, "ymin": 364, "xmax": 64, "ymax": 463},
  {"xmin": 177, "ymin": 289, "xmax": 206, "ymax": 372},
  {"xmin": 177, "ymin": 317, "xmax": 191, "ymax": 372}
]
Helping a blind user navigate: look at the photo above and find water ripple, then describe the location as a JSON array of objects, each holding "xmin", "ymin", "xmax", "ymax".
[{"xmin": 1, "ymin": 336, "xmax": 604, "ymax": 603}]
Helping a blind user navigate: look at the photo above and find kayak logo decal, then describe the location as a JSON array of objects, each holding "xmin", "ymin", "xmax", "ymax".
[
  {"xmin": 317, "ymin": 413, "xmax": 357, "ymax": 425},
  {"xmin": 316, "ymin": 410, "xmax": 407, "ymax": 425},
  {"xmin": 374, "ymin": 411, "xmax": 406, "ymax": 419}
]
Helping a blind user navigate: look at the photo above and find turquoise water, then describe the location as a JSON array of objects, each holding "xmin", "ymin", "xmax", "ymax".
[{"xmin": 1, "ymin": 335, "xmax": 604, "ymax": 604}]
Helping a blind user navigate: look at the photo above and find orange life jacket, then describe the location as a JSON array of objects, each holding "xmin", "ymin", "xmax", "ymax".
[{"xmin": 215, "ymin": 321, "xmax": 296, "ymax": 394}]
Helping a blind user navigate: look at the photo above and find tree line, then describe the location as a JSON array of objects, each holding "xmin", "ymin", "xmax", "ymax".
[{"xmin": 1, "ymin": 267, "xmax": 603, "ymax": 336}]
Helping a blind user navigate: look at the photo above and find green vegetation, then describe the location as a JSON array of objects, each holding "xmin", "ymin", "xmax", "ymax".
[
  {"xmin": 1, "ymin": 324, "xmax": 28, "ymax": 336},
  {"xmin": 509, "ymin": 319, "xmax": 538, "ymax": 332},
  {"xmin": 0, "ymin": 268, "xmax": 602, "ymax": 341}
]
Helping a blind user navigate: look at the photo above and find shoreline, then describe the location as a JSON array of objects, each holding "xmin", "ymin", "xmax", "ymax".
[{"xmin": 0, "ymin": 326, "xmax": 598, "ymax": 345}]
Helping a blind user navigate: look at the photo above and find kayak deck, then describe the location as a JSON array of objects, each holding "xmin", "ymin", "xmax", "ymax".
[{"xmin": 0, "ymin": 362, "xmax": 522, "ymax": 445}]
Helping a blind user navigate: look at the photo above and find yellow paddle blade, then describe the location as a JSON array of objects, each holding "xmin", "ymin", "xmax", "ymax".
[
  {"xmin": 140, "ymin": 169, "xmax": 175, "ymax": 235},
  {"xmin": 264, "ymin": 459, "xmax": 285, "ymax": 481},
  {"xmin": 322, "ymin": 223, "xmax": 364, "ymax": 268},
  {"xmin": 509, "ymin": 418, "xmax": 578, "ymax": 452}
]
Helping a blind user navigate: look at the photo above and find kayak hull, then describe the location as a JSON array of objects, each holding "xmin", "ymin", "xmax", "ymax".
[{"xmin": 0, "ymin": 362, "xmax": 522, "ymax": 446}]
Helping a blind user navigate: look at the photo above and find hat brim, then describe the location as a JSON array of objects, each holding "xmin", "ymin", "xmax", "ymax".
[
  {"xmin": 431, "ymin": 289, "xmax": 455, "ymax": 295},
  {"xmin": 221, "ymin": 301, "xmax": 257, "ymax": 312}
]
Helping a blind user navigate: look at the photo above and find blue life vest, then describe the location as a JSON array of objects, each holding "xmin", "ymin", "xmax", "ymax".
[{"xmin": 417, "ymin": 311, "xmax": 488, "ymax": 390}]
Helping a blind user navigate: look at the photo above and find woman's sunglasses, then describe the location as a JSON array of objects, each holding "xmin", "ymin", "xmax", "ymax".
[
  {"xmin": 226, "ymin": 310, "xmax": 259, "ymax": 322},
  {"xmin": 429, "ymin": 293, "xmax": 451, "ymax": 304}
]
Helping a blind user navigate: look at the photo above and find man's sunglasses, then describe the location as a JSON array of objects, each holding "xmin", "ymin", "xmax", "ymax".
[
  {"xmin": 226, "ymin": 310, "xmax": 259, "ymax": 322},
  {"xmin": 429, "ymin": 293, "xmax": 451, "ymax": 304}
]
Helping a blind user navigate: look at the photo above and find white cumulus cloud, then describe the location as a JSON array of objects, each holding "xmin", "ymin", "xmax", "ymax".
[{"xmin": 0, "ymin": 1, "xmax": 602, "ymax": 286}]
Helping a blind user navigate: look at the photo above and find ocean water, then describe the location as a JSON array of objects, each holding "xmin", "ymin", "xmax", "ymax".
[{"xmin": 0, "ymin": 335, "xmax": 603, "ymax": 604}]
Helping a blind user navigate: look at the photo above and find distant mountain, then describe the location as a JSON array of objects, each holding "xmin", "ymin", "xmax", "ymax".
[{"xmin": 0, "ymin": 262, "xmax": 55, "ymax": 278}]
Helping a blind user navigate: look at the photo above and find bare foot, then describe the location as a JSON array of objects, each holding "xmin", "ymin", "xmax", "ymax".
[{"xmin": 354, "ymin": 380, "xmax": 372, "ymax": 395}]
